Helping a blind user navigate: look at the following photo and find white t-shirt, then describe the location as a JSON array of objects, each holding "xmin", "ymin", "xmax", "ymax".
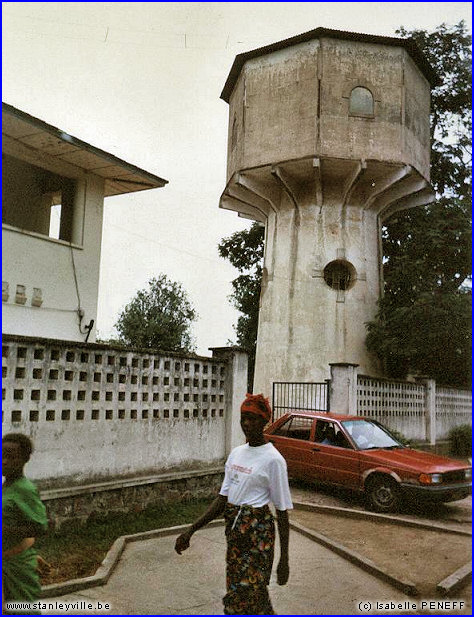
[{"xmin": 219, "ymin": 442, "xmax": 293, "ymax": 511}]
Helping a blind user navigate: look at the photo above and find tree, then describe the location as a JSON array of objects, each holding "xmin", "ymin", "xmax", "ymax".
[
  {"xmin": 218, "ymin": 223, "xmax": 265, "ymax": 390},
  {"xmin": 114, "ymin": 274, "xmax": 197, "ymax": 352},
  {"xmin": 366, "ymin": 290, "xmax": 471, "ymax": 386},
  {"xmin": 366, "ymin": 21, "xmax": 472, "ymax": 387}
]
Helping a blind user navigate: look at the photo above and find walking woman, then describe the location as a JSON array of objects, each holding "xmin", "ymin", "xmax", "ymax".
[
  {"xmin": 175, "ymin": 393, "xmax": 292, "ymax": 615},
  {"xmin": 2, "ymin": 433, "xmax": 48, "ymax": 615}
]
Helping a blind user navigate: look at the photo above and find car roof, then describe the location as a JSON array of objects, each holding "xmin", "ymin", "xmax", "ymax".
[{"xmin": 276, "ymin": 411, "xmax": 364, "ymax": 422}]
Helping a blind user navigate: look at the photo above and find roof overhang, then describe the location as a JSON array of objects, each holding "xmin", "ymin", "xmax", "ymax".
[
  {"xmin": 2, "ymin": 102, "xmax": 168, "ymax": 196},
  {"xmin": 221, "ymin": 27, "xmax": 440, "ymax": 103}
]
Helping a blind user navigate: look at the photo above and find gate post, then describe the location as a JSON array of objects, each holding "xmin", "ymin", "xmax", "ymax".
[
  {"xmin": 328, "ymin": 363, "xmax": 359, "ymax": 414},
  {"xmin": 416, "ymin": 376, "xmax": 436, "ymax": 445},
  {"xmin": 325, "ymin": 379, "xmax": 331, "ymax": 412},
  {"xmin": 210, "ymin": 347, "xmax": 248, "ymax": 455}
]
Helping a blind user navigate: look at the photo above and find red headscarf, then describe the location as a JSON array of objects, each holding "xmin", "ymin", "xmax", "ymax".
[{"xmin": 240, "ymin": 393, "xmax": 272, "ymax": 422}]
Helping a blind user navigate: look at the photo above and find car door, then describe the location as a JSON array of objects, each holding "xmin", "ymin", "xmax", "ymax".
[
  {"xmin": 267, "ymin": 415, "xmax": 318, "ymax": 480},
  {"xmin": 312, "ymin": 420, "xmax": 361, "ymax": 489}
]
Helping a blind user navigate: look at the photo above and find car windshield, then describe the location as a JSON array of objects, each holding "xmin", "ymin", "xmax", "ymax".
[{"xmin": 342, "ymin": 420, "xmax": 402, "ymax": 450}]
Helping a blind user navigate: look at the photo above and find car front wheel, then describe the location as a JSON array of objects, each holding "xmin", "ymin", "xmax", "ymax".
[{"xmin": 366, "ymin": 475, "xmax": 401, "ymax": 513}]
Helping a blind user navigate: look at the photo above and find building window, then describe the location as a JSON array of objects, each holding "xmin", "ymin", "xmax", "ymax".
[
  {"xmin": 323, "ymin": 260, "xmax": 356, "ymax": 291},
  {"xmin": 2, "ymin": 153, "xmax": 79, "ymax": 242},
  {"xmin": 349, "ymin": 87, "xmax": 374, "ymax": 117}
]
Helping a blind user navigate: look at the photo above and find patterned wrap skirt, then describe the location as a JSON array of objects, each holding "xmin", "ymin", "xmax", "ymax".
[{"xmin": 223, "ymin": 503, "xmax": 275, "ymax": 615}]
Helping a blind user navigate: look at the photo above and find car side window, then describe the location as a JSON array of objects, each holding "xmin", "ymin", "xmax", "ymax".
[
  {"xmin": 288, "ymin": 417, "xmax": 313, "ymax": 440},
  {"xmin": 334, "ymin": 427, "xmax": 352, "ymax": 449},
  {"xmin": 315, "ymin": 420, "xmax": 335, "ymax": 444},
  {"xmin": 315, "ymin": 421, "xmax": 353, "ymax": 448},
  {"xmin": 273, "ymin": 418, "xmax": 292, "ymax": 437},
  {"xmin": 274, "ymin": 417, "xmax": 313, "ymax": 440}
]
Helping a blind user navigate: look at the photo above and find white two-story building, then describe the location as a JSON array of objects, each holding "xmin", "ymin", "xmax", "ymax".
[{"xmin": 2, "ymin": 102, "xmax": 167, "ymax": 342}]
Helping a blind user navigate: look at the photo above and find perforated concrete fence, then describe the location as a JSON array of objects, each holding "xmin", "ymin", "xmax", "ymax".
[
  {"xmin": 356, "ymin": 374, "xmax": 471, "ymax": 443},
  {"xmin": 435, "ymin": 387, "xmax": 472, "ymax": 440},
  {"xmin": 356, "ymin": 375, "xmax": 426, "ymax": 440},
  {"xmin": 2, "ymin": 335, "xmax": 247, "ymax": 488}
]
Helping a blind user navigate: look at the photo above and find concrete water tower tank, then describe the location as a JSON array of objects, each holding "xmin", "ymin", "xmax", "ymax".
[{"xmin": 219, "ymin": 28, "xmax": 437, "ymax": 397}]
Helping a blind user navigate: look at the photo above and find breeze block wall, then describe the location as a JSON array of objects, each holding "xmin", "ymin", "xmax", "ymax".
[{"xmin": 2, "ymin": 335, "xmax": 247, "ymax": 489}]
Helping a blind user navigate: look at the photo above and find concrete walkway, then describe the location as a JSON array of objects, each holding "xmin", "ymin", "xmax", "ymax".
[
  {"xmin": 40, "ymin": 525, "xmax": 423, "ymax": 616},
  {"xmin": 36, "ymin": 486, "xmax": 471, "ymax": 616}
]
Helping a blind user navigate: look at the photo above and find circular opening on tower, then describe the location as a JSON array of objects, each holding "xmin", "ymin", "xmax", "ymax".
[{"xmin": 323, "ymin": 260, "xmax": 357, "ymax": 291}]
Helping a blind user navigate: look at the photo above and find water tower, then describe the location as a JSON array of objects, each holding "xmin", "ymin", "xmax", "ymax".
[{"xmin": 219, "ymin": 28, "xmax": 437, "ymax": 398}]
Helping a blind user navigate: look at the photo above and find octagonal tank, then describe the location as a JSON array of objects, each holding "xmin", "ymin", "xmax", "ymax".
[{"xmin": 223, "ymin": 28, "xmax": 435, "ymax": 184}]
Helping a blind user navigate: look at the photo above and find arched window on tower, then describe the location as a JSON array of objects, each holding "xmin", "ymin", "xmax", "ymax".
[{"xmin": 349, "ymin": 87, "xmax": 374, "ymax": 117}]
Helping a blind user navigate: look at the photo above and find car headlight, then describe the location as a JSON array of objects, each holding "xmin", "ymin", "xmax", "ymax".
[
  {"xmin": 465, "ymin": 468, "xmax": 472, "ymax": 480},
  {"xmin": 419, "ymin": 473, "xmax": 442, "ymax": 485}
]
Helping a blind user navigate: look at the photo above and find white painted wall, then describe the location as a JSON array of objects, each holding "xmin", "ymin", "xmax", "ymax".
[
  {"xmin": 2, "ymin": 174, "xmax": 104, "ymax": 342},
  {"xmin": 2, "ymin": 338, "xmax": 248, "ymax": 488},
  {"xmin": 21, "ymin": 414, "xmax": 226, "ymax": 486},
  {"xmin": 211, "ymin": 347, "xmax": 247, "ymax": 453}
]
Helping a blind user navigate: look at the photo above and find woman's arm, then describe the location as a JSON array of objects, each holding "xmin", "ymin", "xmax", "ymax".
[
  {"xmin": 2, "ymin": 521, "xmax": 46, "ymax": 538},
  {"xmin": 3, "ymin": 537, "xmax": 35, "ymax": 558},
  {"xmin": 276, "ymin": 509, "xmax": 290, "ymax": 585},
  {"xmin": 175, "ymin": 494, "xmax": 227, "ymax": 554}
]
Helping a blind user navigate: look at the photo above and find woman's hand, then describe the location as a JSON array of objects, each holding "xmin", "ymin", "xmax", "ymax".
[
  {"xmin": 174, "ymin": 494, "xmax": 226, "ymax": 556},
  {"xmin": 276, "ymin": 557, "xmax": 289, "ymax": 585},
  {"xmin": 275, "ymin": 509, "xmax": 290, "ymax": 585},
  {"xmin": 174, "ymin": 529, "xmax": 193, "ymax": 555}
]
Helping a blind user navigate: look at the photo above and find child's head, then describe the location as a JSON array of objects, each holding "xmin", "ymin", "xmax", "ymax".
[{"xmin": 2, "ymin": 433, "xmax": 33, "ymax": 478}]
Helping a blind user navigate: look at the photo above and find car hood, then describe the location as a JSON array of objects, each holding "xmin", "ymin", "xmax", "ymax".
[{"xmin": 361, "ymin": 447, "xmax": 470, "ymax": 473}]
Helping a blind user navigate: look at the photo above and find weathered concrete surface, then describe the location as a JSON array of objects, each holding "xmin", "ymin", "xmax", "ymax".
[
  {"xmin": 220, "ymin": 31, "xmax": 434, "ymax": 392},
  {"xmin": 437, "ymin": 562, "xmax": 472, "ymax": 596},
  {"xmin": 226, "ymin": 37, "xmax": 431, "ymax": 181},
  {"xmin": 42, "ymin": 469, "xmax": 224, "ymax": 529},
  {"xmin": 3, "ymin": 337, "xmax": 248, "ymax": 487},
  {"xmin": 38, "ymin": 485, "xmax": 472, "ymax": 615},
  {"xmin": 41, "ymin": 525, "xmax": 417, "ymax": 615},
  {"xmin": 291, "ymin": 509, "xmax": 471, "ymax": 600}
]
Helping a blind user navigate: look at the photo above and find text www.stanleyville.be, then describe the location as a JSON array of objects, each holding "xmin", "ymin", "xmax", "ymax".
[
  {"xmin": 5, "ymin": 600, "xmax": 112, "ymax": 613},
  {"xmin": 358, "ymin": 600, "xmax": 466, "ymax": 613}
]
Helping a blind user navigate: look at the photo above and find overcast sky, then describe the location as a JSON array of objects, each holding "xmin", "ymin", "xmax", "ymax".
[{"xmin": 3, "ymin": 2, "xmax": 471, "ymax": 355}]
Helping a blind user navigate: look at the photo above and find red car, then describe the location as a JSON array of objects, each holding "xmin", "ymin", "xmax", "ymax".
[{"xmin": 264, "ymin": 411, "xmax": 472, "ymax": 513}]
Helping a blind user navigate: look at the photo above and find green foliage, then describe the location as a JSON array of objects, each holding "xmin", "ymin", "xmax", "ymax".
[
  {"xmin": 366, "ymin": 21, "xmax": 472, "ymax": 387},
  {"xmin": 397, "ymin": 22, "xmax": 471, "ymax": 195},
  {"xmin": 114, "ymin": 274, "xmax": 197, "ymax": 352},
  {"xmin": 95, "ymin": 336, "xmax": 127, "ymax": 347},
  {"xmin": 366, "ymin": 290, "xmax": 471, "ymax": 385},
  {"xmin": 386, "ymin": 427, "xmax": 411, "ymax": 447},
  {"xmin": 218, "ymin": 223, "xmax": 265, "ymax": 390},
  {"xmin": 448, "ymin": 424, "xmax": 472, "ymax": 458}
]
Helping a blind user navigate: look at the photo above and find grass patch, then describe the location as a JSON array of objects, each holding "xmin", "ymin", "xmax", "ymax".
[{"xmin": 37, "ymin": 497, "xmax": 213, "ymax": 585}]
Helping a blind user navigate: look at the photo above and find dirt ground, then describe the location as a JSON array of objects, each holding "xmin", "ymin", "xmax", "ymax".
[
  {"xmin": 39, "ymin": 548, "xmax": 106, "ymax": 586},
  {"xmin": 290, "ymin": 481, "xmax": 472, "ymax": 614},
  {"xmin": 291, "ymin": 509, "xmax": 471, "ymax": 596}
]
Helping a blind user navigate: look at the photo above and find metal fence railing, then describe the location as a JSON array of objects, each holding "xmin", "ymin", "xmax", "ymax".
[{"xmin": 272, "ymin": 381, "xmax": 329, "ymax": 420}]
